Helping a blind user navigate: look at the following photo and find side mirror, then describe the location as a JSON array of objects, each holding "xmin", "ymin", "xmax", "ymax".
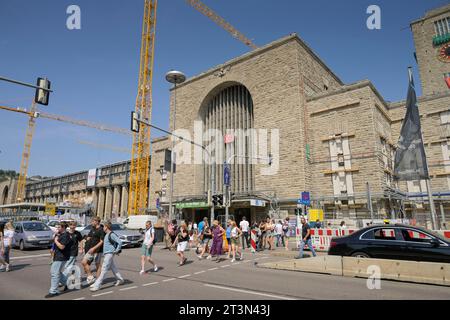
[{"xmin": 430, "ymin": 238, "xmax": 440, "ymax": 247}]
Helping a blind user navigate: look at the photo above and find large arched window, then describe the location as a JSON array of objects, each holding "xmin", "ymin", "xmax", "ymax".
[{"xmin": 202, "ymin": 84, "xmax": 254, "ymax": 194}]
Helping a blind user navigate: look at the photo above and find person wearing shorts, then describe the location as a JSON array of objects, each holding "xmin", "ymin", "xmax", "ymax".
[
  {"xmin": 229, "ymin": 221, "xmax": 243, "ymax": 262},
  {"xmin": 197, "ymin": 223, "xmax": 212, "ymax": 259},
  {"xmin": 171, "ymin": 223, "xmax": 189, "ymax": 266},
  {"xmin": 140, "ymin": 221, "xmax": 158, "ymax": 275},
  {"xmin": 81, "ymin": 217, "xmax": 105, "ymax": 285}
]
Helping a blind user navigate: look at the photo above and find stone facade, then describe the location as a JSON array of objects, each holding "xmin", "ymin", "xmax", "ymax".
[{"xmin": 3, "ymin": 5, "xmax": 448, "ymax": 226}]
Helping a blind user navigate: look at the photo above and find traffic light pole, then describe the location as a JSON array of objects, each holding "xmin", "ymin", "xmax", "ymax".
[{"xmin": 0, "ymin": 76, "xmax": 53, "ymax": 93}]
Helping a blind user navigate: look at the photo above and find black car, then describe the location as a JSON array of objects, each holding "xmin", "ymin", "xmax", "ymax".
[{"xmin": 328, "ymin": 224, "xmax": 450, "ymax": 263}]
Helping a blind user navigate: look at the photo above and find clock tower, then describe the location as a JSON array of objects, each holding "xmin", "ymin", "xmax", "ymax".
[{"xmin": 411, "ymin": 4, "xmax": 450, "ymax": 96}]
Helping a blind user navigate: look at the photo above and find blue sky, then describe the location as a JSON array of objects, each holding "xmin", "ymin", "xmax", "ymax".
[{"xmin": 0, "ymin": 0, "xmax": 448, "ymax": 176}]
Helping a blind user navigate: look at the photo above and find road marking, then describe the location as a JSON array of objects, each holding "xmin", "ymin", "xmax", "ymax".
[
  {"xmin": 73, "ymin": 297, "xmax": 86, "ymax": 300},
  {"xmin": 220, "ymin": 265, "xmax": 230, "ymax": 268},
  {"xmin": 243, "ymin": 260, "xmax": 251, "ymax": 263},
  {"xmin": 178, "ymin": 274, "xmax": 191, "ymax": 279},
  {"xmin": 260, "ymin": 257, "xmax": 269, "ymax": 259},
  {"xmin": 119, "ymin": 286, "xmax": 138, "ymax": 291},
  {"xmin": 234, "ymin": 262, "xmax": 241, "ymax": 265},
  {"xmin": 92, "ymin": 291, "xmax": 113, "ymax": 297},
  {"xmin": 204, "ymin": 284, "xmax": 296, "ymax": 300},
  {"xmin": 194, "ymin": 271, "xmax": 206, "ymax": 275},
  {"xmin": 10, "ymin": 253, "xmax": 50, "ymax": 260},
  {"xmin": 142, "ymin": 282, "xmax": 158, "ymax": 287},
  {"xmin": 208, "ymin": 267, "xmax": 218, "ymax": 271},
  {"xmin": 162, "ymin": 278, "xmax": 176, "ymax": 282}
]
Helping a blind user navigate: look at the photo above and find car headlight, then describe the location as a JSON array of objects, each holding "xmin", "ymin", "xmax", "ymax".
[
  {"xmin": 27, "ymin": 235, "xmax": 37, "ymax": 241},
  {"xmin": 119, "ymin": 235, "xmax": 127, "ymax": 240}
]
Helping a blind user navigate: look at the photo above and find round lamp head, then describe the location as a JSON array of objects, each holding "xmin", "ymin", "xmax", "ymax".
[{"xmin": 165, "ymin": 70, "xmax": 186, "ymax": 85}]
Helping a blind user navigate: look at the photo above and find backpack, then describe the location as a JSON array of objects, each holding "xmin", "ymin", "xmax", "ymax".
[{"xmin": 108, "ymin": 232, "xmax": 122, "ymax": 255}]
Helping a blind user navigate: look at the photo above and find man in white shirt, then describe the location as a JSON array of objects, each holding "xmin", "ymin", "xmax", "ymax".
[
  {"xmin": 140, "ymin": 221, "xmax": 158, "ymax": 275},
  {"xmin": 239, "ymin": 217, "xmax": 250, "ymax": 250}
]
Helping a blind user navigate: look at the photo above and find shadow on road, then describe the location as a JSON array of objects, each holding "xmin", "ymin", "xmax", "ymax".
[{"xmin": 3, "ymin": 263, "xmax": 31, "ymax": 271}]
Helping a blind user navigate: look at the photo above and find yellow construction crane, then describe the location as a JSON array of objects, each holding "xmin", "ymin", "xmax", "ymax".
[
  {"xmin": 128, "ymin": 0, "xmax": 257, "ymax": 216},
  {"xmin": 128, "ymin": 0, "xmax": 157, "ymax": 215},
  {"xmin": 0, "ymin": 105, "xmax": 130, "ymax": 136},
  {"xmin": 185, "ymin": 0, "xmax": 258, "ymax": 50},
  {"xmin": 0, "ymin": 104, "xmax": 130, "ymax": 202},
  {"xmin": 16, "ymin": 101, "xmax": 37, "ymax": 202}
]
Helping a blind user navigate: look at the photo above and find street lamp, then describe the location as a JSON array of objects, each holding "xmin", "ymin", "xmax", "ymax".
[{"xmin": 165, "ymin": 70, "xmax": 186, "ymax": 221}]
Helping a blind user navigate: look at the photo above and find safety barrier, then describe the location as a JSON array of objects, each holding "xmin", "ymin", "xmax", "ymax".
[
  {"xmin": 306, "ymin": 228, "xmax": 356, "ymax": 252},
  {"xmin": 250, "ymin": 229, "xmax": 257, "ymax": 253}
]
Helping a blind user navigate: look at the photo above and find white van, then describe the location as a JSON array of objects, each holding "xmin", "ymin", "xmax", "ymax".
[{"xmin": 123, "ymin": 215, "xmax": 158, "ymax": 230}]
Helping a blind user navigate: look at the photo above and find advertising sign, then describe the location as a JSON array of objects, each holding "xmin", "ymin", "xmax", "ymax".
[{"xmin": 87, "ymin": 168, "xmax": 97, "ymax": 187}]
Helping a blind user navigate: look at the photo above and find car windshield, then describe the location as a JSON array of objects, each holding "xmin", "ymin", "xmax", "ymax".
[
  {"xmin": 23, "ymin": 222, "xmax": 50, "ymax": 232},
  {"xmin": 111, "ymin": 224, "xmax": 126, "ymax": 231}
]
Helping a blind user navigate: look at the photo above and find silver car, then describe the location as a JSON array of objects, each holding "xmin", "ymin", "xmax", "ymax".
[
  {"xmin": 13, "ymin": 221, "xmax": 54, "ymax": 250},
  {"xmin": 79, "ymin": 223, "xmax": 143, "ymax": 248}
]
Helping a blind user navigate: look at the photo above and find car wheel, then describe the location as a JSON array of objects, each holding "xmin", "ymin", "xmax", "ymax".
[
  {"xmin": 351, "ymin": 252, "xmax": 370, "ymax": 258},
  {"xmin": 19, "ymin": 240, "xmax": 25, "ymax": 251}
]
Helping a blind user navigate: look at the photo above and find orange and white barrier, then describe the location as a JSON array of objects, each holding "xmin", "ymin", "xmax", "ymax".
[
  {"xmin": 308, "ymin": 228, "xmax": 356, "ymax": 252},
  {"xmin": 250, "ymin": 229, "xmax": 257, "ymax": 253}
]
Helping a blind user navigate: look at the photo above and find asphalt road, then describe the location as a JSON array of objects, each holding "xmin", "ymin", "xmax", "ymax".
[{"xmin": 1, "ymin": 245, "xmax": 450, "ymax": 300}]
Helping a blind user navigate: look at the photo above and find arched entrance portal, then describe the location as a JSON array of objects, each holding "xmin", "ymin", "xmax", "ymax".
[{"xmin": 201, "ymin": 84, "xmax": 255, "ymax": 194}]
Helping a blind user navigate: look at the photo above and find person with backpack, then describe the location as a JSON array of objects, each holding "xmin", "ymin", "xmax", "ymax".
[
  {"xmin": 90, "ymin": 221, "xmax": 124, "ymax": 292},
  {"xmin": 171, "ymin": 223, "xmax": 189, "ymax": 266},
  {"xmin": 140, "ymin": 220, "xmax": 158, "ymax": 275},
  {"xmin": 168, "ymin": 219, "xmax": 178, "ymax": 249}
]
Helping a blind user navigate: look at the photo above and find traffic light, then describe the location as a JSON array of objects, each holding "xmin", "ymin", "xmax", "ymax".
[
  {"xmin": 34, "ymin": 77, "xmax": 51, "ymax": 106},
  {"xmin": 212, "ymin": 194, "xmax": 224, "ymax": 207},
  {"xmin": 295, "ymin": 208, "xmax": 302, "ymax": 216},
  {"xmin": 131, "ymin": 111, "xmax": 140, "ymax": 133}
]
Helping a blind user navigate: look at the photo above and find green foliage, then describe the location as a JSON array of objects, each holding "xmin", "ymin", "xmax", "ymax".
[{"xmin": 0, "ymin": 170, "xmax": 19, "ymax": 182}]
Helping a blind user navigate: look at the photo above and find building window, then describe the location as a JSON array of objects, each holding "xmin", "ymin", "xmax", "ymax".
[
  {"xmin": 434, "ymin": 17, "xmax": 450, "ymax": 36},
  {"xmin": 337, "ymin": 154, "xmax": 345, "ymax": 167}
]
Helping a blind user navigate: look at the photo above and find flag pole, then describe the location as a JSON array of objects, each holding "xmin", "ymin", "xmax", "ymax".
[{"xmin": 408, "ymin": 67, "xmax": 438, "ymax": 230}]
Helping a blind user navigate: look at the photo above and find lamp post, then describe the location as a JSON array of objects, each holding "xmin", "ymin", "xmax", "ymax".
[{"xmin": 165, "ymin": 70, "xmax": 186, "ymax": 221}]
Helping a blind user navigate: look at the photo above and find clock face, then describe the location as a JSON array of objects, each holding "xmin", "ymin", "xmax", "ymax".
[{"xmin": 438, "ymin": 43, "xmax": 450, "ymax": 62}]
